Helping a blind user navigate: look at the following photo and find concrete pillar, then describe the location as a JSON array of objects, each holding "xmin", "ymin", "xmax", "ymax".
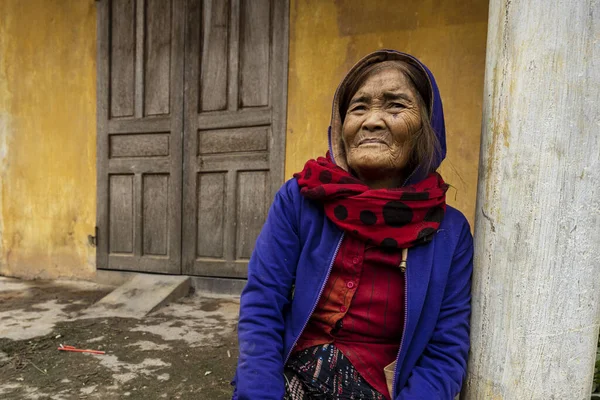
[{"xmin": 464, "ymin": 0, "xmax": 600, "ymax": 398}]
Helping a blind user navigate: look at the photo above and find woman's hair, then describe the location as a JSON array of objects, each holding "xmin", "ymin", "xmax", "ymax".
[{"xmin": 339, "ymin": 60, "xmax": 441, "ymax": 177}]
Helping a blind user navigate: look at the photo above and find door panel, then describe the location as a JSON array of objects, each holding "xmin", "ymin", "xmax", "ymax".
[
  {"xmin": 144, "ymin": 0, "xmax": 173, "ymax": 116},
  {"xmin": 109, "ymin": 133, "xmax": 170, "ymax": 158},
  {"xmin": 110, "ymin": 0, "xmax": 136, "ymax": 117},
  {"xmin": 239, "ymin": 0, "xmax": 271, "ymax": 107},
  {"xmin": 108, "ymin": 175, "xmax": 134, "ymax": 253},
  {"xmin": 97, "ymin": 0, "xmax": 185, "ymax": 274},
  {"xmin": 198, "ymin": 126, "xmax": 269, "ymax": 154},
  {"xmin": 235, "ymin": 171, "xmax": 269, "ymax": 259},
  {"xmin": 200, "ymin": 0, "xmax": 229, "ymax": 112},
  {"xmin": 196, "ymin": 172, "xmax": 227, "ymax": 258},
  {"xmin": 142, "ymin": 174, "xmax": 170, "ymax": 256},
  {"xmin": 182, "ymin": 0, "xmax": 288, "ymax": 278}
]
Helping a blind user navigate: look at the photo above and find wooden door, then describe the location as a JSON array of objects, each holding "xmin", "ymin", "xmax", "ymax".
[
  {"xmin": 182, "ymin": 0, "xmax": 288, "ymax": 277},
  {"xmin": 96, "ymin": 0, "xmax": 185, "ymax": 274}
]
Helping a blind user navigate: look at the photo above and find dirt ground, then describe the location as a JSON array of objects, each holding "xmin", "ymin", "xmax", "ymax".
[{"xmin": 0, "ymin": 278, "xmax": 239, "ymax": 400}]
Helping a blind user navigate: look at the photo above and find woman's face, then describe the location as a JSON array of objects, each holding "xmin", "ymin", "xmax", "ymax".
[{"xmin": 342, "ymin": 68, "xmax": 423, "ymax": 179}]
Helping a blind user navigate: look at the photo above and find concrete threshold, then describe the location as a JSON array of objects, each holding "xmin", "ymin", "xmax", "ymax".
[{"xmin": 95, "ymin": 269, "xmax": 246, "ymax": 297}]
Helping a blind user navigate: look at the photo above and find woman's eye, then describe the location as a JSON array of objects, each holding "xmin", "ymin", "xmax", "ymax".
[
  {"xmin": 389, "ymin": 102, "xmax": 405, "ymax": 109},
  {"xmin": 350, "ymin": 105, "xmax": 366, "ymax": 112}
]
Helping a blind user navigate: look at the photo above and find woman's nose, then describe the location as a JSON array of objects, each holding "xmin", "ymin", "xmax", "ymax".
[{"xmin": 362, "ymin": 111, "xmax": 386, "ymax": 132}]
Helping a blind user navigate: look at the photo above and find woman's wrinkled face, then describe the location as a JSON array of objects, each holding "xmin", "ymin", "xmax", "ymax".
[{"xmin": 342, "ymin": 68, "xmax": 423, "ymax": 179}]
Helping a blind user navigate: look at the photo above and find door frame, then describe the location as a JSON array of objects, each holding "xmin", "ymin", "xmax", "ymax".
[{"xmin": 95, "ymin": 0, "xmax": 289, "ymax": 277}]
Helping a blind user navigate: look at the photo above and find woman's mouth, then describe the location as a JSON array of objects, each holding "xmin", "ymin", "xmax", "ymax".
[{"xmin": 358, "ymin": 138, "xmax": 386, "ymax": 146}]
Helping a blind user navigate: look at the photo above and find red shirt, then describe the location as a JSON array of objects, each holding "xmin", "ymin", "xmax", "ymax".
[{"xmin": 294, "ymin": 235, "xmax": 406, "ymax": 399}]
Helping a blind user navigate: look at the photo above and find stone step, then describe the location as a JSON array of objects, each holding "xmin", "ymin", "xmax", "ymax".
[{"xmin": 81, "ymin": 274, "xmax": 191, "ymax": 319}]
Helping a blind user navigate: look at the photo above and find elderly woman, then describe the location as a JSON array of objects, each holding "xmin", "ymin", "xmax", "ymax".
[{"xmin": 232, "ymin": 50, "xmax": 473, "ymax": 400}]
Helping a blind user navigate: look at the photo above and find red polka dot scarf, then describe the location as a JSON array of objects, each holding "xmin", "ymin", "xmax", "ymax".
[{"xmin": 294, "ymin": 155, "xmax": 448, "ymax": 249}]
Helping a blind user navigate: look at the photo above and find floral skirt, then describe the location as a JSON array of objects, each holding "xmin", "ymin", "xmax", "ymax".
[{"xmin": 284, "ymin": 344, "xmax": 385, "ymax": 400}]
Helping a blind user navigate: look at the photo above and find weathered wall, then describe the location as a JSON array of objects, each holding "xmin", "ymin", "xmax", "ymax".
[
  {"xmin": 286, "ymin": 0, "xmax": 488, "ymax": 225},
  {"xmin": 0, "ymin": 1, "xmax": 97, "ymax": 279}
]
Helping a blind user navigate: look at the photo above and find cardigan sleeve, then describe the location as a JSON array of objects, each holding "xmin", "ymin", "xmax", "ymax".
[
  {"xmin": 233, "ymin": 180, "xmax": 302, "ymax": 400},
  {"xmin": 396, "ymin": 223, "xmax": 473, "ymax": 400}
]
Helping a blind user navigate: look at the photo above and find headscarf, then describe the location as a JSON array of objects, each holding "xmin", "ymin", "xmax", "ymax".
[{"xmin": 294, "ymin": 50, "xmax": 449, "ymax": 248}]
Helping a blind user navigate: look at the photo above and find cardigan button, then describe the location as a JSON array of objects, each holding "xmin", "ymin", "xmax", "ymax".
[
  {"xmin": 346, "ymin": 281, "xmax": 355, "ymax": 289},
  {"xmin": 352, "ymin": 257, "xmax": 360, "ymax": 264},
  {"xmin": 340, "ymin": 306, "xmax": 347, "ymax": 313}
]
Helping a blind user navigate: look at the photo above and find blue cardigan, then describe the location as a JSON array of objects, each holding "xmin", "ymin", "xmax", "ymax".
[{"xmin": 233, "ymin": 178, "xmax": 473, "ymax": 399}]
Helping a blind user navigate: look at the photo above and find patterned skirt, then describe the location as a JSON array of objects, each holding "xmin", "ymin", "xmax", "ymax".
[{"xmin": 284, "ymin": 344, "xmax": 386, "ymax": 400}]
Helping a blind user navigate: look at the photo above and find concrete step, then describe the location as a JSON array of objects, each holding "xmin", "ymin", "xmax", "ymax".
[{"xmin": 80, "ymin": 274, "xmax": 191, "ymax": 319}]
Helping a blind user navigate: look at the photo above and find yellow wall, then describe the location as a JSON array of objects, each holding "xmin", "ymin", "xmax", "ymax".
[
  {"xmin": 0, "ymin": 0, "xmax": 486, "ymax": 280},
  {"xmin": 286, "ymin": 0, "xmax": 489, "ymax": 226},
  {"xmin": 0, "ymin": 1, "xmax": 97, "ymax": 279}
]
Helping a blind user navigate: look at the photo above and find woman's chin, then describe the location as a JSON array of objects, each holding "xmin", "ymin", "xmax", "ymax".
[{"xmin": 348, "ymin": 151, "xmax": 399, "ymax": 173}]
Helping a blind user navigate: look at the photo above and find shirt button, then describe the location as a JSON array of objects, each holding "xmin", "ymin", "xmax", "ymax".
[
  {"xmin": 340, "ymin": 306, "xmax": 347, "ymax": 313},
  {"xmin": 346, "ymin": 281, "xmax": 355, "ymax": 289}
]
